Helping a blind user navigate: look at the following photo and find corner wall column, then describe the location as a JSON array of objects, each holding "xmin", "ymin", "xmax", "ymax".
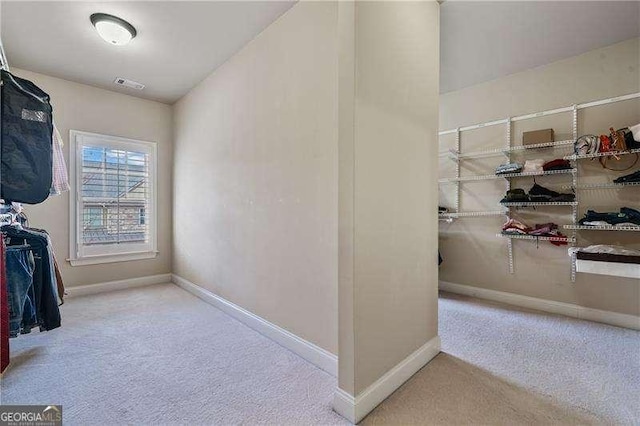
[{"xmin": 335, "ymin": 1, "xmax": 441, "ymax": 423}]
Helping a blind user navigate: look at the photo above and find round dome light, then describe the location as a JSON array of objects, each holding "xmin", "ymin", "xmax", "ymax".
[{"xmin": 90, "ymin": 13, "xmax": 137, "ymax": 46}]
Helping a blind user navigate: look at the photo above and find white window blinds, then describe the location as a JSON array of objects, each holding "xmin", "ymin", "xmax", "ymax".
[{"xmin": 70, "ymin": 131, "xmax": 157, "ymax": 265}]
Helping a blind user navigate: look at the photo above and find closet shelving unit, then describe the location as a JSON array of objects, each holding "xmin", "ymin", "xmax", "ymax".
[
  {"xmin": 439, "ymin": 139, "xmax": 575, "ymax": 160},
  {"xmin": 564, "ymin": 181, "xmax": 640, "ymax": 190},
  {"xmin": 564, "ymin": 148, "xmax": 640, "ymax": 161},
  {"xmin": 500, "ymin": 201, "xmax": 577, "ymax": 207},
  {"xmin": 439, "ymin": 168, "xmax": 575, "ymax": 183},
  {"xmin": 496, "ymin": 233, "xmax": 576, "ymax": 244},
  {"xmin": 438, "ymin": 91, "xmax": 640, "ymax": 281},
  {"xmin": 563, "ymin": 142, "xmax": 640, "ymax": 241},
  {"xmin": 438, "ymin": 210, "xmax": 506, "ymax": 223},
  {"xmin": 440, "ymin": 210, "xmax": 506, "ymax": 218},
  {"xmin": 564, "ymin": 225, "xmax": 640, "ymax": 231}
]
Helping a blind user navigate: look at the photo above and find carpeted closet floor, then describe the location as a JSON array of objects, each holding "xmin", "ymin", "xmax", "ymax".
[
  {"xmin": 0, "ymin": 284, "xmax": 346, "ymax": 425},
  {"xmin": 1, "ymin": 284, "xmax": 638, "ymax": 425},
  {"xmin": 364, "ymin": 292, "xmax": 640, "ymax": 425}
]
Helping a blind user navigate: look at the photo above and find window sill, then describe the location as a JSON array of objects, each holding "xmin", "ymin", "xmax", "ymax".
[{"xmin": 68, "ymin": 251, "xmax": 158, "ymax": 267}]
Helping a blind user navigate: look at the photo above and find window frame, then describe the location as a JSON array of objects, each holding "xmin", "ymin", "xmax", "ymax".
[{"xmin": 69, "ymin": 130, "xmax": 158, "ymax": 266}]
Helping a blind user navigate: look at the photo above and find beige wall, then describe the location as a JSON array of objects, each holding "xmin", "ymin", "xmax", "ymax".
[
  {"xmin": 11, "ymin": 68, "xmax": 173, "ymax": 288},
  {"xmin": 172, "ymin": 2, "xmax": 339, "ymax": 354},
  {"xmin": 338, "ymin": 0, "xmax": 440, "ymax": 396},
  {"xmin": 439, "ymin": 37, "xmax": 640, "ymax": 316}
]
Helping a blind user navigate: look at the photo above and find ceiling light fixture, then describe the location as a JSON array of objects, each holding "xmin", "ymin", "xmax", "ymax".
[{"xmin": 90, "ymin": 13, "xmax": 137, "ymax": 46}]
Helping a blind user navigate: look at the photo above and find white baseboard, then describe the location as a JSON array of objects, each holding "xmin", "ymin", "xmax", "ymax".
[
  {"xmin": 171, "ymin": 274, "xmax": 338, "ymax": 377},
  {"xmin": 333, "ymin": 336, "xmax": 441, "ymax": 424},
  {"xmin": 439, "ymin": 280, "xmax": 640, "ymax": 331},
  {"xmin": 66, "ymin": 273, "xmax": 172, "ymax": 297}
]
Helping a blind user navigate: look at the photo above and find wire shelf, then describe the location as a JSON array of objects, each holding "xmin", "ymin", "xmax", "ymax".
[
  {"xmin": 563, "ymin": 181, "xmax": 640, "ymax": 190},
  {"xmin": 439, "ymin": 140, "xmax": 575, "ymax": 161},
  {"xmin": 455, "ymin": 140, "xmax": 575, "ymax": 160},
  {"xmin": 564, "ymin": 225, "xmax": 640, "ymax": 231},
  {"xmin": 440, "ymin": 210, "xmax": 507, "ymax": 219},
  {"xmin": 500, "ymin": 201, "xmax": 577, "ymax": 207},
  {"xmin": 439, "ymin": 168, "xmax": 576, "ymax": 183},
  {"xmin": 438, "ymin": 149, "xmax": 458, "ymax": 159},
  {"xmin": 564, "ymin": 148, "xmax": 640, "ymax": 161},
  {"xmin": 497, "ymin": 233, "xmax": 575, "ymax": 243}
]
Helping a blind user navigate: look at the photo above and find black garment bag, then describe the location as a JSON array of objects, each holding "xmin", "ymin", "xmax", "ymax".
[{"xmin": 1, "ymin": 70, "xmax": 53, "ymax": 204}]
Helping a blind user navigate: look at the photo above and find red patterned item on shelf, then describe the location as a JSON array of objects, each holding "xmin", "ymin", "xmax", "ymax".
[{"xmin": 599, "ymin": 134, "xmax": 614, "ymax": 153}]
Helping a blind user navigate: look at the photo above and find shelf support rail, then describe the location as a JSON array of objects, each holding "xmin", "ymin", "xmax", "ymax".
[
  {"xmin": 570, "ymin": 104, "xmax": 578, "ymax": 282},
  {"xmin": 454, "ymin": 128, "xmax": 460, "ymax": 213},
  {"xmin": 505, "ymin": 117, "xmax": 515, "ymax": 274}
]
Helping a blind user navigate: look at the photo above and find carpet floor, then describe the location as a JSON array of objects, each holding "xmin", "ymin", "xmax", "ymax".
[
  {"xmin": 1, "ymin": 284, "xmax": 638, "ymax": 425},
  {"xmin": 363, "ymin": 292, "xmax": 640, "ymax": 425},
  {"xmin": 0, "ymin": 284, "xmax": 347, "ymax": 425}
]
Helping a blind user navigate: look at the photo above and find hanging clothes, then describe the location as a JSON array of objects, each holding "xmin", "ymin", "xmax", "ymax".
[
  {"xmin": 53, "ymin": 256, "xmax": 65, "ymax": 304},
  {"xmin": 1, "ymin": 69, "xmax": 53, "ymax": 204},
  {"xmin": 1, "ymin": 239, "xmax": 9, "ymax": 373},
  {"xmin": 50, "ymin": 124, "xmax": 70, "ymax": 195},
  {"xmin": 29, "ymin": 226, "xmax": 65, "ymax": 303},
  {"xmin": 6, "ymin": 245, "xmax": 35, "ymax": 337},
  {"xmin": 2, "ymin": 226, "xmax": 61, "ymax": 334}
]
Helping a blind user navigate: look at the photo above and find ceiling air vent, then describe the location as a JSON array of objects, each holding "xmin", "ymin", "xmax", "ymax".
[{"xmin": 114, "ymin": 77, "xmax": 145, "ymax": 91}]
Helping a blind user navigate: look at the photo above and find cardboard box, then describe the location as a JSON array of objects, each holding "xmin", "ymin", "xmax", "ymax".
[{"xmin": 523, "ymin": 128, "xmax": 554, "ymax": 146}]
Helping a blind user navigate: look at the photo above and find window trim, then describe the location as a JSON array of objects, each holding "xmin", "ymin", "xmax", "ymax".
[{"xmin": 69, "ymin": 130, "xmax": 158, "ymax": 266}]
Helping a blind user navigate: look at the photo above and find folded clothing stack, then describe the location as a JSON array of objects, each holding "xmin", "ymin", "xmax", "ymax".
[
  {"xmin": 613, "ymin": 169, "xmax": 640, "ymax": 184},
  {"xmin": 500, "ymin": 188, "xmax": 529, "ymax": 203},
  {"xmin": 496, "ymin": 162, "xmax": 523, "ymax": 175},
  {"xmin": 500, "ymin": 184, "xmax": 575, "ymax": 204},
  {"xmin": 530, "ymin": 223, "xmax": 568, "ymax": 245},
  {"xmin": 578, "ymin": 207, "xmax": 640, "ymax": 227},
  {"xmin": 496, "ymin": 159, "xmax": 572, "ymax": 176},
  {"xmin": 529, "ymin": 222, "xmax": 559, "ymax": 236},
  {"xmin": 528, "ymin": 183, "xmax": 575, "ymax": 202},
  {"xmin": 523, "ymin": 159, "xmax": 544, "ymax": 174},
  {"xmin": 569, "ymin": 245, "xmax": 640, "ymax": 265},
  {"xmin": 502, "ymin": 219, "xmax": 568, "ymax": 245},
  {"xmin": 543, "ymin": 159, "xmax": 572, "ymax": 171},
  {"xmin": 502, "ymin": 218, "xmax": 530, "ymax": 235}
]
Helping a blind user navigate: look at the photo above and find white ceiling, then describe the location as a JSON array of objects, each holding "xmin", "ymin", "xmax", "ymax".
[
  {"xmin": 441, "ymin": 1, "xmax": 640, "ymax": 93},
  {"xmin": 1, "ymin": 1, "xmax": 295, "ymax": 104},
  {"xmin": 2, "ymin": 1, "xmax": 638, "ymax": 102}
]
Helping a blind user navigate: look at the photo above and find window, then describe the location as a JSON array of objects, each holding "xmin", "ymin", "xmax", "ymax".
[{"xmin": 69, "ymin": 131, "xmax": 157, "ymax": 266}]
